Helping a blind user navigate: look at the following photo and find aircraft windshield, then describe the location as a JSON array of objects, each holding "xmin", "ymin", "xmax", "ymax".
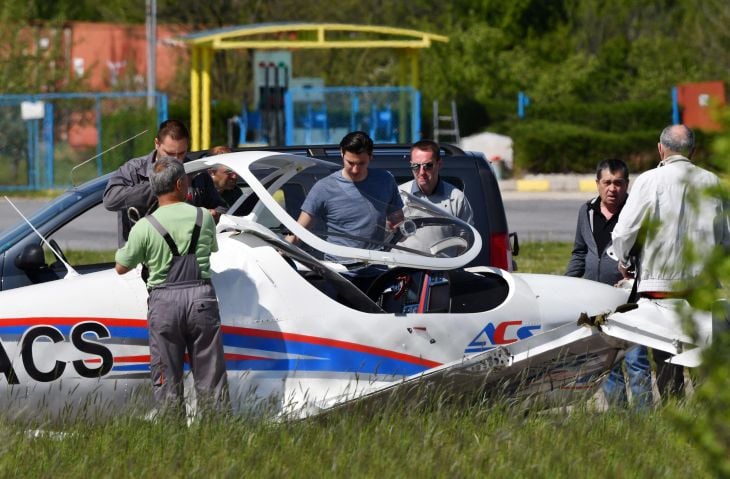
[{"xmin": 189, "ymin": 151, "xmax": 481, "ymax": 270}]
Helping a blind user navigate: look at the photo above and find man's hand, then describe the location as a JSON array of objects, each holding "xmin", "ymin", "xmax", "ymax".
[
  {"xmin": 386, "ymin": 209, "xmax": 405, "ymax": 232},
  {"xmin": 618, "ymin": 261, "xmax": 634, "ymax": 279},
  {"xmin": 286, "ymin": 211, "xmax": 313, "ymax": 244},
  {"xmin": 209, "ymin": 208, "xmax": 221, "ymax": 224}
]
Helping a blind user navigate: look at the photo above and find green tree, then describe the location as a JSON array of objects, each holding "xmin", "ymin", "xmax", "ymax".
[
  {"xmin": 0, "ymin": 22, "xmax": 86, "ymax": 93},
  {"xmin": 672, "ymin": 110, "xmax": 730, "ymax": 478}
]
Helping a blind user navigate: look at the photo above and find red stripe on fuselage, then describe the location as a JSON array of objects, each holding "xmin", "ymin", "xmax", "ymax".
[
  {"xmin": 85, "ymin": 354, "xmax": 150, "ymax": 364},
  {"xmin": 0, "ymin": 317, "xmax": 146, "ymax": 328},
  {"xmin": 0, "ymin": 317, "xmax": 440, "ymax": 368},
  {"xmin": 221, "ymin": 325, "xmax": 441, "ymax": 368}
]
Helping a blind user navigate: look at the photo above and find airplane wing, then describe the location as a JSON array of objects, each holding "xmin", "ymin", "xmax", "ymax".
[
  {"xmin": 303, "ymin": 297, "xmax": 726, "ymax": 417},
  {"xmin": 306, "ymin": 322, "xmax": 631, "ymax": 418},
  {"xmin": 585, "ymin": 299, "xmax": 722, "ymax": 367}
]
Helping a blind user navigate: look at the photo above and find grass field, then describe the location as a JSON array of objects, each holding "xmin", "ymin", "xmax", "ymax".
[
  {"xmin": 515, "ymin": 241, "xmax": 573, "ymax": 275},
  {"xmin": 0, "ymin": 242, "xmax": 713, "ymax": 477}
]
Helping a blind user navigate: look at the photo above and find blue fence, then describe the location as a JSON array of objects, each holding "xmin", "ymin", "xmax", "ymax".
[
  {"xmin": 0, "ymin": 92, "xmax": 167, "ymax": 191},
  {"xmin": 284, "ymin": 86, "xmax": 421, "ymax": 146}
]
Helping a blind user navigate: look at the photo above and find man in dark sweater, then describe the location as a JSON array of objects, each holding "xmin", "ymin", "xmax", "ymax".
[
  {"xmin": 566, "ymin": 158, "xmax": 651, "ymax": 408},
  {"xmin": 103, "ymin": 120, "xmax": 226, "ymax": 245}
]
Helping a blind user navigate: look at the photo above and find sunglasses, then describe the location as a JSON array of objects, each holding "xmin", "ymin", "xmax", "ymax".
[{"xmin": 409, "ymin": 162, "xmax": 435, "ymax": 171}]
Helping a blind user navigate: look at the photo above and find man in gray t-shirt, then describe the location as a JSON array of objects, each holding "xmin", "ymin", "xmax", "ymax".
[
  {"xmin": 301, "ymin": 168, "xmax": 403, "ymax": 250},
  {"xmin": 288, "ymin": 131, "xmax": 404, "ymax": 252}
]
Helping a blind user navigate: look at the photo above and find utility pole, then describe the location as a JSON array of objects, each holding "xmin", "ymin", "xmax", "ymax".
[{"xmin": 146, "ymin": 0, "xmax": 157, "ymax": 109}]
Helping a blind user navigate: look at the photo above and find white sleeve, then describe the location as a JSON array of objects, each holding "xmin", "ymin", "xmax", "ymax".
[{"xmin": 612, "ymin": 174, "xmax": 651, "ymax": 265}]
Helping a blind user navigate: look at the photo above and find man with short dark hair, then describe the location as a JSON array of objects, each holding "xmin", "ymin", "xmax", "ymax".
[
  {"xmin": 114, "ymin": 157, "xmax": 228, "ymax": 414},
  {"xmin": 612, "ymin": 124, "xmax": 730, "ymax": 401},
  {"xmin": 566, "ymin": 158, "xmax": 651, "ymax": 408},
  {"xmin": 286, "ymin": 131, "xmax": 404, "ymax": 289},
  {"xmin": 288, "ymin": 131, "xmax": 404, "ymax": 251},
  {"xmin": 103, "ymin": 119, "xmax": 225, "ymax": 245}
]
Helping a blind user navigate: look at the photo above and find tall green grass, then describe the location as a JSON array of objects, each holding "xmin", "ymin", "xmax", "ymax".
[
  {"xmin": 0, "ymin": 242, "xmax": 713, "ymax": 477},
  {"xmin": 0, "ymin": 399, "xmax": 708, "ymax": 477}
]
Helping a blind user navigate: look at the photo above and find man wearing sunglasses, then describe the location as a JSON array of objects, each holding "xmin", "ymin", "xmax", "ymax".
[
  {"xmin": 400, "ymin": 139, "xmax": 474, "ymax": 224},
  {"xmin": 397, "ymin": 140, "xmax": 474, "ymax": 258}
]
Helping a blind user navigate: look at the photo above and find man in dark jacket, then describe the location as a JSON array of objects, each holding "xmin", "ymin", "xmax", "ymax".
[
  {"xmin": 103, "ymin": 119, "xmax": 226, "ymax": 245},
  {"xmin": 566, "ymin": 158, "xmax": 651, "ymax": 408}
]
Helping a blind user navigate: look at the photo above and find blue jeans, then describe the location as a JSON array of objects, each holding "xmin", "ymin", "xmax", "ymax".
[{"xmin": 603, "ymin": 345, "xmax": 652, "ymax": 408}]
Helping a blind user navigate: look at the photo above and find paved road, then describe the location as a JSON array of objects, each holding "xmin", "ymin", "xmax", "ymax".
[
  {"xmin": 2, "ymin": 191, "xmax": 591, "ymax": 250},
  {"xmin": 1, "ymin": 198, "xmax": 47, "ymax": 232},
  {"xmin": 502, "ymin": 191, "xmax": 588, "ymax": 243},
  {"xmin": 1, "ymin": 197, "xmax": 117, "ymax": 251}
]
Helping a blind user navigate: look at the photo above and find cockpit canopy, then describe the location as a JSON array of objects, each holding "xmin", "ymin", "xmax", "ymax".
[{"xmin": 185, "ymin": 151, "xmax": 482, "ymax": 270}]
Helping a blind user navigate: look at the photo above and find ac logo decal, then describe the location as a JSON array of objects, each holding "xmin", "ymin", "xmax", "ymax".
[{"xmin": 464, "ymin": 321, "xmax": 540, "ymax": 353}]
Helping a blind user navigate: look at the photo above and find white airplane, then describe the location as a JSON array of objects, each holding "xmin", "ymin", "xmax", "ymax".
[{"xmin": 0, "ymin": 151, "xmax": 718, "ymax": 419}]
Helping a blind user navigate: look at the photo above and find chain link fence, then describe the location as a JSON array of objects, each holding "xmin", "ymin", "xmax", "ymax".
[{"xmin": 0, "ymin": 92, "xmax": 167, "ymax": 191}]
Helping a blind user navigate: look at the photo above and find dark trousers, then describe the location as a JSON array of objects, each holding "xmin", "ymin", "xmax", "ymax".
[
  {"xmin": 147, "ymin": 282, "xmax": 229, "ymax": 413},
  {"xmin": 653, "ymin": 349, "xmax": 685, "ymax": 400}
]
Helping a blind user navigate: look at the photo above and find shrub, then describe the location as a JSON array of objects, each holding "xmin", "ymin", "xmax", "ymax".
[
  {"xmin": 502, "ymin": 120, "xmax": 656, "ymax": 174},
  {"xmin": 494, "ymin": 119, "xmax": 720, "ymax": 175},
  {"xmin": 526, "ymin": 100, "xmax": 672, "ymax": 133}
]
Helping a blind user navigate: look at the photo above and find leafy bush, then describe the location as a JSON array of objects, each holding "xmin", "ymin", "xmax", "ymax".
[
  {"xmin": 502, "ymin": 120, "xmax": 657, "ymax": 174},
  {"xmin": 527, "ymin": 100, "xmax": 672, "ymax": 133},
  {"xmin": 495, "ymin": 119, "xmax": 720, "ymax": 175}
]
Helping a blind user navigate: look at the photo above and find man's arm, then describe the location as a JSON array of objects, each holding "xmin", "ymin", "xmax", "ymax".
[
  {"xmin": 103, "ymin": 160, "xmax": 155, "ymax": 213},
  {"xmin": 566, "ymin": 230, "xmax": 587, "ymax": 277},
  {"xmin": 386, "ymin": 176, "xmax": 405, "ymax": 231},
  {"xmin": 114, "ymin": 222, "xmax": 144, "ymax": 275},
  {"xmin": 285, "ymin": 211, "xmax": 315, "ymax": 244},
  {"xmin": 565, "ymin": 207, "xmax": 587, "ymax": 277},
  {"xmin": 115, "ymin": 263, "xmax": 133, "ymax": 275},
  {"xmin": 716, "ymin": 196, "xmax": 730, "ymax": 254},
  {"xmin": 188, "ymin": 172, "xmax": 227, "ymax": 222},
  {"xmin": 612, "ymin": 177, "xmax": 650, "ymax": 273},
  {"xmin": 457, "ymin": 194, "xmax": 475, "ymax": 226}
]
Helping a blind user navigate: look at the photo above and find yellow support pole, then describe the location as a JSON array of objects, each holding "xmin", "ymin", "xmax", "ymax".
[
  {"xmin": 183, "ymin": 24, "xmax": 448, "ymax": 149},
  {"xmin": 190, "ymin": 46, "xmax": 200, "ymax": 151},
  {"xmin": 201, "ymin": 47, "xmax": 212, "ymax": 150}
]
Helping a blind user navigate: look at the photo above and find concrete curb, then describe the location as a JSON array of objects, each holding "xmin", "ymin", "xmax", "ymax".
[{"xmin": 499, "ymin": 174, "xmax": 596, "ymax": 192}]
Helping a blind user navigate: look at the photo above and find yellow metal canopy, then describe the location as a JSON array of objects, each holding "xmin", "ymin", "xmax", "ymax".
[{"xmin": 180, "ymin": 23, "xmax": 448, "ymax": 149}]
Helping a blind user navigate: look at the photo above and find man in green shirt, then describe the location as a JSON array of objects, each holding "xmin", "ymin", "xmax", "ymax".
[{"xmin": 115, "ymin": 157, "xmax": 228, "ymax": 414}]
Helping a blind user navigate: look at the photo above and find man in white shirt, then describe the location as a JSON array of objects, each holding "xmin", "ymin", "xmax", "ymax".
[{"xmin": 612, "ymin": 124, "xmax": 730, "ymax": 401}]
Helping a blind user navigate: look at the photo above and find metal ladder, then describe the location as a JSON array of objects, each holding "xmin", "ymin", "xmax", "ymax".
[{"xmin": 433, "ymin": 100, "xmax": 460, "ymax": 144}]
